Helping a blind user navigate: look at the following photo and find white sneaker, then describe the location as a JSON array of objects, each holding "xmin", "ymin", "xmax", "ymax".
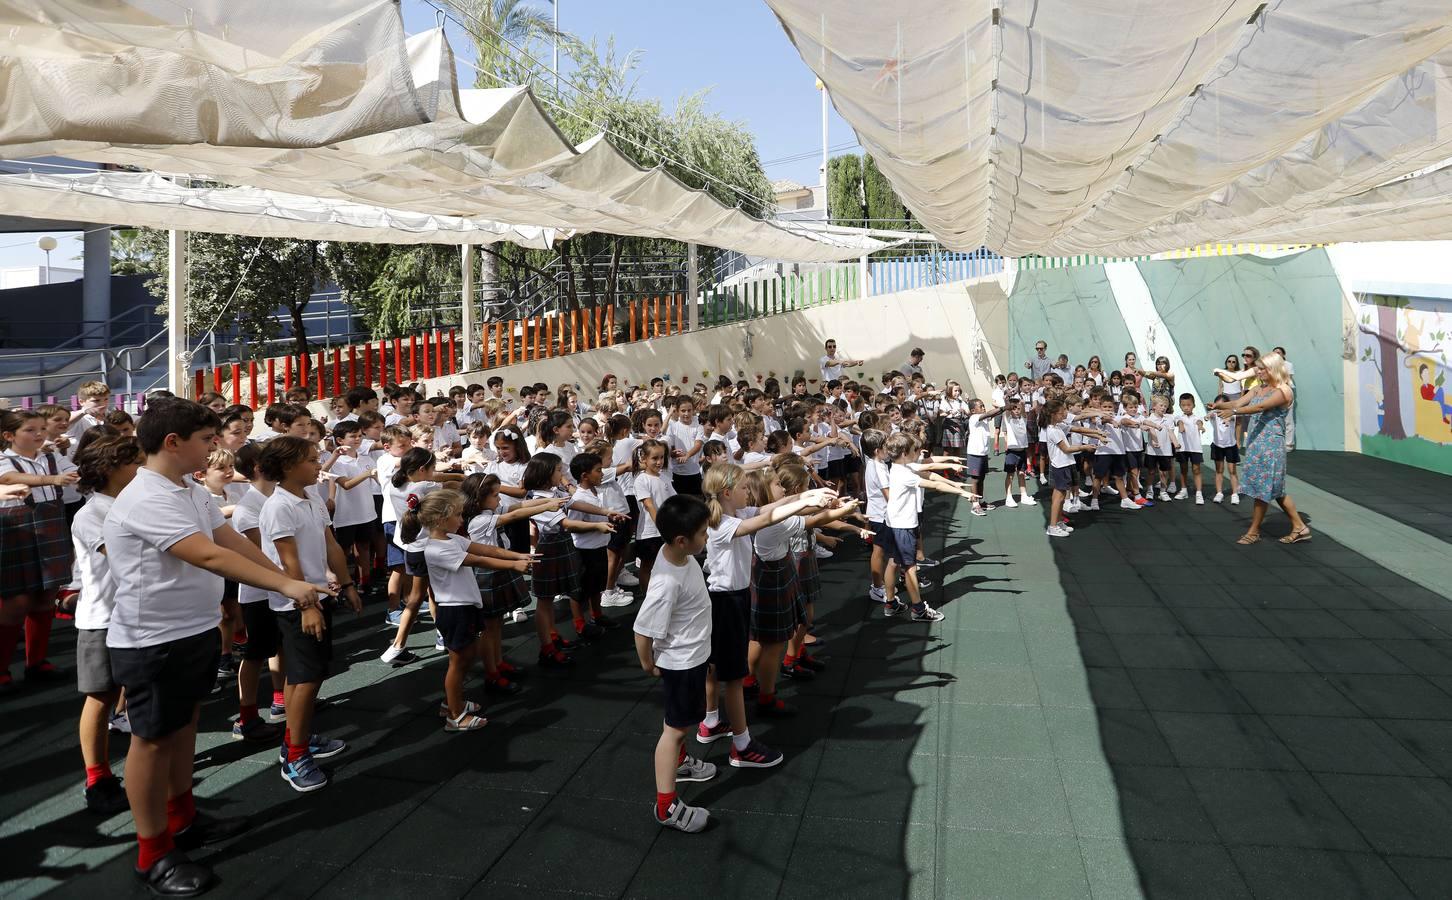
[
  {"xmin": 434, "ymin": 631, "xmax": 446, "ymax": 652},
  {"xmin": 1174, "ymin": 488, "xmax": 1188, "ymax": 500},
  {"xmin": 1158, "ymin": 490, "xmax": 1172, "ymax": 502},
  {"xmin": 1230, "ymin": 493, "xmax": 1240, "ymax": 505},
  {"xmin": 1078, "ymin": 488, "xmax": 1092, "ymax": 499},
  {"xmin": 109, "ymin": 711, "xmax": 132, "ymax": 734},
  {"xmin": 1120, "ymin": 499, "xmax": 1140, "ymax": 510},
  {"xmin": 1213, "ymin": 492, "xmax": 1224, "ymax": 503},
  {"xmin": 1004, "ymin": 494, "xmax": 1018, "ymax": 508},
  {"xmin": 970, "ymin": 504, "xmax": 988, "ymax": 517},
  {"xmin": 1039, "ymin": 473, "xmax": 1048, "ymax": 485},
  {"xmin": 511, "ymin": 609, "xmax": 530, "ymax": 623},
  {"xmin": 1045, "ymin": 524, "xmax": 1071, "ymax": 538},
  {"xmin": 1195, "ymin": 492, "xmax": 1205, "ymax": 505},
  {"xmin": 814, "ymin": 545, "xmax": 833, "ymax": 559},
  {"xmin": 1089, "ymin": 499, "xmax": 1100, "ymax": 511},
  {"xmin": 1104, "ymin": 485, "xmax": 1119, "ymax": 496},
  {"xmin": 1020, "ymin": 493, "xmax": 1037, "ymax": 505},
  {"xmin": 380, "ymin": 644, "xmax": 405, "ymax": 664},
  {"xmin": 615, "ymin": 569, "xmax": 639, "ymax": 588},
  {"xmin": 868, "ymin": 585, "xmax": 886, "ymax": 604}
]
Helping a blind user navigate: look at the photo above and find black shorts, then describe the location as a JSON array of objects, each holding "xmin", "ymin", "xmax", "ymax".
[
  {"xmin": 1051, "ymin": 465, "xmax": 1074, "ymax": 491},
  {"xmin": 608, "ymin": 497, "xmax": 637, "ymax": 552},
  {"xmin": 222, "ymin": 580, "xmax": 238, "ymax": 604},
  {"xmin": 636, "ymin": 536, "xmax": 665, "ymax": 569},
  {"xmin": 1177, "ymin": 451, "xmax": 1204, "ymax": 465},
  {"xmin": 240, "ymin": 600, "xmax": 281, "ymax": 661},
  {"xmin": 888, "ymin": 527, "xmax": 918, "ymax": 568},
  {"xmin": 842, "ymin": 455, "xmax": 861, "ymax": 475},
  {"xmin": 577, "ymin": 546, "xmax": 608, "ymax": 596},
  {"xmin": 1003, "ymin": 450, "xmax": 1025, "ymax": 473},
  {"xmin": 826, "ymin": 457, "xmax": 846, "ymax": 481},
  {"xmin": 1147, "ymin": 454, "xmax": 1173, "ymax": 472},
  {"xmin": 1092, "ymin": 454, "xmax": 1126, "ymax": 478},
  {"xmin": 372, "ymin": 495, "xmax": 384, "ymax": 523},
  {"xmin": 108, "ymin": 629, "xmax": 220, "ymax": 740},
  {"xmin": 1211, "ymin": 445, "xmax": 1240, "ymax": 464},
  {"xmin": 708, "ymin": 588, "xmax": 751, "ymax": 682},
  {"xmin": 277, "ymin": 605, "xmax": 334, "ymax": 685},
  {"xmin": 659, "ymin": 661, "xmax": 708, "ymax": 729},
  {"xmin": 501, "ymin": 518, "xmax": 531, "ymax": 556},
  {"xmin": 75, "ymin": 628, "xmax": 115, "ymax": 695},
  {"xmin": 435, "ymin": 604, "xmax": 484, "ymax": 652},
  {"xmin": 965, "ymin": 454, "xmax": 989, "ymax": 478},
  {"xmin": 870, "ymin": 520, "xmax": 891, "ymax": 551},
  {"xmin": 1124, "ymin": 450, "xmax": 1144, "ymax": 471},
  {"xmin": 334, "ymin": 522, "xmax": 372, "ymax": 548},
  {"xmin": 404, "ymin": 548, "xmax": 428, "ymax": 578},
  {"xmin": 671, "ymin": 472, "xmax": 703, "ymax": 496}
]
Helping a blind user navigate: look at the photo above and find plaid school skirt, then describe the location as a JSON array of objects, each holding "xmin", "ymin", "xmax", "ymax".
[
  {"xmin": 531, "ymin": 531, "xmax": 581, "ymax": 602},
  {"xmin": 479, "ymin": 567, "xmax": 529, "ymax": 618},
  {"xmin": 0, "ymin": 500, "xmax": 73, "ymax": 596},
  {"xmin": 750, "ymin": 556, "xmax": 801, "ymax": 645},
  {"xmin": 795, "ymin": 550, "xmax": 822, "ymax": 609}
]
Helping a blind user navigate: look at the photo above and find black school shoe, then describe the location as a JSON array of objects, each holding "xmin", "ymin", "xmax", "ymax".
[
  {"xmin": 579, "ymin": 622, "xmax": 607, "ymax": 642},
  {"xmin": 173, "ymin": 814, "xmax": 252, "ymax": 852},
  {"xmin": 85, "ymin": 776, "xmax": 129, "ymax": 816},
  {"xmin": 591, "ymin": 614, "xmax": 622, "ymax": 630},
  {"xmin": 135, "ymin": 850, "xmax": 213, "ymax": 897},
  {"xmin": 779, "ymin": 662, "xmax": 815, "ymax": 681}
]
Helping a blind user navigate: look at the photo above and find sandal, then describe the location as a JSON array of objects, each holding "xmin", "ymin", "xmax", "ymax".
[
  {"xmin": 1236, "ymin": 533, "xmax": 1261, "ymax": 545},
  {"xmin": 1279, "ymin": 528, "xmax": 1312, "ymax": 544},
  {"xmin": 444, "ymin": 711, "xmax": 488, "ymax": 732},
  {"xmin": 437, "ymin": 700, "xmax": 480, "ymax": 719}
]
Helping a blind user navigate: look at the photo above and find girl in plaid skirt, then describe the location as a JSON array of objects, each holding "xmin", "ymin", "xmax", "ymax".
[
  {"xmin": 521, "ymin": 455, "xmax": 625, "ymax": 667},
  {"xmin": 0, "ymin": 410, "xmax": 81, "ymax": 688},
  {"xmin": 461, "ymin": 473, "xmax": 560, "ymax": 692},
  {"xmin": 743, "ymin": 468, "xmax": 803, "ymax": 717}
]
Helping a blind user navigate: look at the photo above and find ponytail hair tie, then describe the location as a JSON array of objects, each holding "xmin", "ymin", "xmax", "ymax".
[
  {"xmin": 406, "ymin": 494, "xmax": 420, "ymax": 511},
  {"xmin": 499, "ymin": 428, "xmax": 518, "ymax": 440}
]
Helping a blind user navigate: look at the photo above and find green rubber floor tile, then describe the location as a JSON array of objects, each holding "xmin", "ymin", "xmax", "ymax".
[
  {"xmin": 627, "ymin": 809, "xmax": 800, "ymax": 899},
  {"xmin": 1152, "ymin": 711, "xmax": 1303, "ymax": 771},
  {"xmin": 1184, "ymin": 768, "xmax": 1370, "ymax": 851},
  {"xmin": 313, "ymin": 867, "xmax": 470, "ymax": 899},
  {"xmin": 1032, "ymin": 666, "xmax": 1096, "ymax": 709},
  {"xmin": 1223, "ymin": 671, "xmax": 1361, "ymax": 717},
  {"xmin": 939, "ymin": 664, "xmax": 1041, "ymax": 706},
  {"xmin": 430, "ymin": 726, "xmax": 605, "ymax": 795},
  {"xmin": 1108, "ymin": 764, "xmax": 1223, "ymax": 843},
  {"xmin": 1289, "ymin": 638, "xmax": 1412, "ymax": 675},
  {"xmin": 1250, "ymin": 609, "xmax": 1361, "ymax": 639},
  {"xmin": 478, "ymin": 795, "xmax": 660, "ymax": 896},
  {"xmin": 1329, "ymin": 673, "xmax": 1452, "ymax": 719},
  {"xmin": 1155, "ymin": 584, "xmax": 1241, "ymax": 609},
  {"xmin": 1377, "ymin": 718, "xmax": 1452, "ymax": 778},
  {"xmin": 685, "ymin": 742, "xmax": 823, "ymax": 817},
  {"xmin": 826, "ymin": 691, "xmax": 940, "ymax": 751},
  {"xmin": 1108, "ymin": 633, "xmax": 1213, "ymax": 670},
  {"xmin": 1262, "ymin": 715, "xmax": 1434, "ymax": 776},
  {"xmin": 939, "ymin": 756, "xmax": 1073, "ymax": 834},
  {"xmin": 938, "ymin": 828, "xmax": 1091, "ymax": 900},
  {"xmin": 1127, "ymin": 668, "xmax": 1252, "ymax": 714},
  {"xmin": 1197, "ymin": 636, "xmax": 1314, "ymax": 673},
  {"xmin": 944, "ymin": 629, "xmax": 1031, "ymax": 669},
  {"xmin": 1172, "ymin": 608, "xmax": 1271, "ymax": 638},
  {"xmin": 1123, "ymin": 840, "xmax": 1251, "ymax": 899},
  {"xmin": 805, "ymin": 745, "xmax": 938, "ymax": 823},
  {"xmin": 1092, "ymin": 607, "xmax": 1184, "ymax": 635},
  {"xmin": 1076, "ymin": 836, "xmax": 1145, "ymax": 900},
  {"xmin": 1371, "ymin": 638, "xmax": 1452, "ymax": 676},
  {"xmin": 950, "ymin": 595, "xmax": 1025, "ymax": 633},
  {"xmin": 1046, "ymin": 707, "xmax": 1173, "ymax": 766},
  {"xmin": 1054, "ymin": 759, "xmax": 1124, "ymax": 840},
  {"xmin": 368, "ymin": 785, "xmax": 544, "ymax": 880},
  {"xmin": 778, "ymin": 816, "xmax": 936, "ymax": 899},
  {"xmin": 1312, "ymin": 773, "xmax": 1452, "ymax": 857},
  {"xmin": 1385, "ymin": 856, "xmax": 1452, "ymax": 897},
  {"xmin": 939, "ymin": 702, "xmax": 1055, "ymax": 760},
  {"xmin": 1022, "ymin": 628, "xmax": 1087, "ymax": 667},
  {"xmin": 1228, "ymin": 847, "xmax": 1414, "ymax": 900}
]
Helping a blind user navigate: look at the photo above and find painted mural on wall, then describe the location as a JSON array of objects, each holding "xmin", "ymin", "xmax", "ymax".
[{"xmin": 1356, "ymin": 293, "xmax": 1452, "ymax": 474}]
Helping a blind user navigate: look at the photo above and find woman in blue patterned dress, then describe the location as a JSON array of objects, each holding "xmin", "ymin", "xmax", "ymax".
[{"xmin": 1210, "ymin": 351, "xmax": 1311, "ymax": 545}]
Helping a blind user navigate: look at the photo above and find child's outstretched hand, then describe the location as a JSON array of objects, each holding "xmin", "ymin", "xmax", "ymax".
[{"xmin": 802, "ymin": 488, "xmax": 837, "ymax": 507}]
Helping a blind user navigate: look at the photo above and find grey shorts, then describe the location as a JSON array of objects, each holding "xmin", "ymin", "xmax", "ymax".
[{"xmin": 76, "ymin": 627, "xmax": 116, "ymax": 695}]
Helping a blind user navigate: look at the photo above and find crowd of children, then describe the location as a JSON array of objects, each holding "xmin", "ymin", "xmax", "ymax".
[{"xmin": 0, "ymin": 342, "xmax": 1269, "ymax": 891}]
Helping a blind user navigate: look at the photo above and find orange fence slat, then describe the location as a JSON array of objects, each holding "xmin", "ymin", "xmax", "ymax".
[
  {"xmin": 284, "ymin": 355, "xmax": 293, "ymax": 390},
  {"xmin": 230, "ymin": 363, "xmax": 241, "ymax": 404},
  {"xmin": 195, "ymin": 370, "xmax": 205, "ymax": 400},
  {"xmin": 248, "ymin": 361, "xmax": 258, "ymax": 408},
  {"xmin": 316, "ymin": 351, "xmax": 325, "ymax": 398},
  {"xmin": 267, "ymin": 358, "xmax": 276, "ymax": 404}
]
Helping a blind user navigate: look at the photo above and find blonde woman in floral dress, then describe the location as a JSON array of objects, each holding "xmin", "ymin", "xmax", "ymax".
[{"xmin": 1210, "ymin": 351, "xmax": 1310, "ymax": 545}]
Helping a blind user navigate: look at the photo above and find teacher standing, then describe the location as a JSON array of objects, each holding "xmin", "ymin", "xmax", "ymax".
[{"xmin": 1211, "ymin": 351, "xmax": 1311, "ymax": 545}]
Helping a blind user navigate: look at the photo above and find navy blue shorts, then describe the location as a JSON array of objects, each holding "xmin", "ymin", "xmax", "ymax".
[
  {"xmin": 1211, "ymin": 445, "xmax": 1240, "ymax": 463},
  {"xmin": 1092, "ymin": 454, "xmax": 1126, "ymax": 478},
  {"xmin": 435, "ymin": 604, "xmax": 484, "ymax": 652},
  {"xmin": 1051, "ymin": 465, "xmax": 1074, "ymax": 491},
  {"xmin": 826, "ymin": 457, "xmax": 847, "ymax": 481},
  {"xmin": 660, "ymin": 661, "xmax": 708, "ymax": 728},
  {"xmin": 383, "ymin": 522, "xmax": 406, "ymax": 569},
  {"xmin": 965, "ymin": 454, "xmax": 989, "ymax": 478},
  {"xmin": 404, "ymin": 548, "xmax": 427, "ymax": 578},
  {"xmin": 1147, "ymin": 454, "xmax": 1173, "ymax": 472},
  {"xmin": 1124, "ymin": 450, "xmax": 1144, "ymax": 471},
  {"xmin": 887, "ymin": 527, "xmax": 918, "ymax": 568},
  {"xmin": 1177, "ymin": 451, "xmax": 1204, "ymax": 465},
  {"xmin": 708, "ymin": 588, "xmax": 751, "ymax": 682},
  {"xmin": 1003, "ymin": 450, "xmax": 1025, "ymax": 473}
]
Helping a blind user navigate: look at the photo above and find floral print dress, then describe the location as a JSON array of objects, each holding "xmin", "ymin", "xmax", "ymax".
[{"xmin": 1240, "ymin": 388, "xmax": 1290, "ymax": 502}]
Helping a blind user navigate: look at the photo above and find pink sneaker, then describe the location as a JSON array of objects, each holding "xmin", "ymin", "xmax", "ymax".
[{"xmin": 697, "ymin": 720, "xmax": 734, "ymax": 744}]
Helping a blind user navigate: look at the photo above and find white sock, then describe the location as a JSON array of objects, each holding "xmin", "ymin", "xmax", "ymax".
[
  {"xmin": 703, "ymin": 708, "xmax": 720, "ymax": 728},
  {"xmin": 732, "ymin": 729, "xmax": 752, "ymax": 751}
]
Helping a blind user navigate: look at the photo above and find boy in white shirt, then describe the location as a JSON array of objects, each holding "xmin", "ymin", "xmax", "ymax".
[
  {"xmin": 880, "ymin": 433, "xmax": 975, "ymax": 622},
  {"xmin": 1209, "ymin": 393, "xmax": 1241, "ymax": 504},
  {"xmin": 666, "ymin": 396, "xmax": 704, "ymax": 496},
  {"xmin": 634, "ymin": 496, "xmax": 718, "ymax": 833},
  {"xmin": 104, "ymin": 399, "xmax": 329, "ymax": 895},
  {"xmin": 1000, "ymin": 397, "xmax": 1036, "ymax": 508},
  {"xmin": 1173, "ymin": 392, "xmax": 1207, "ymax": 504},
  {"xmin": 963, "ymin": 398, "xmax": 1004, "ymax": 515}
]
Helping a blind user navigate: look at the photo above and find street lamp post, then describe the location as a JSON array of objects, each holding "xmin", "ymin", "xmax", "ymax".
[{"xmin": 36, "ymin": 235, "xmax": 57, "ymax": 284}]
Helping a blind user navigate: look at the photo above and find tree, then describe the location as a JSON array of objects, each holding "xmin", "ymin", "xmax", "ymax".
[
  {"xmin": 863, "ymin": 152, "xmax": 909, "ymax": 226},
  {"xmin": 827, "ymin": 154, "xmax": 865, "ymax": 228}
]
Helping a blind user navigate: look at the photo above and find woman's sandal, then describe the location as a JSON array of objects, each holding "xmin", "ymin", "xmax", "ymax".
[
  {"xmin": 437, "ymin": 700, "xmax": 481, "ymax": 719},
  {"xmin": 1279, "ymin": 528, "xmax": 1312, "ymax": 544},
  {"xmin": 445, "ymin": 711, "xmax": 488, "ymax": 732},
  {"xmin": 1236, "ymin": 533, "xmax": 1261, "ymax": 545}
]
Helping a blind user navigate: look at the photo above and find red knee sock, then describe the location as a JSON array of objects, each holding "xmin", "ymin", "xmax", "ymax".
[
  {"xmin": 239, "ymin": 704, "xmax": 258, "ymax": 725},
  {"xmin": 572, "ymin": 617, "xmax": 586, "ymax": 633},
  {"xmin": 165, "ymin": 790, "xmax": 196, "ymax": 835},
  {"xmin": 0, "ymin": 623, "xmax": 20, "ymax": 673},
  {"xmin": 742, "ymin": 674, "xmax": 757, "ymax": 689},
  {"xmin": 136, "ymin": 832, "xmax": 175, "ymax": 871},
  {"xmin": 655, "ymin": 790, "xmax": 676, "ymax": 819},
  {"xmin": 782, "ymin": 653, "xmax": 798, "ymax": 667},
  {"xmin": 287, "ymin": 739, "xmax": 308, "ymax": 763},
  {"xmin": 24, "ymin": 607, "xmax": 55, "ymax": 667},
  {"xmin": 85, "ymin": 763, "xmax": 112, "ymax": 787}
]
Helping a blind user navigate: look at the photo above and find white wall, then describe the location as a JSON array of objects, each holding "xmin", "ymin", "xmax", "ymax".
[{"xmin": 412, "ymin": 276, "xmax": 1012, "ymax": 402}]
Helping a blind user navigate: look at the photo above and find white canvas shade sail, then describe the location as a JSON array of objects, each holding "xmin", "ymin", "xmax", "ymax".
[
  {"xmin": 0, "ymin": 2, "xmax": 883, "ymax": 259},
  {"xmin": 767, "ymin": 0, "xmax": 1452, "ymax": 257}
]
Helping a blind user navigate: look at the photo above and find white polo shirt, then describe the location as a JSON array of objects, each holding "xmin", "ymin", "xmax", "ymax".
[
  {"xmin": 231, "ymin": 485, "xmax": 271, "ymax": 605},
  {"xmin": 632, "ymin": 551, "xmax": 711, "ymax": 670},
  {"xmin": 885, "ymin": 464, "xmax": 922, "ymax": 529},
  {"xmin": 705, "ymin": 507, "xmax": 758, "ymax": 593},
  {"xmin": 260, "ymin": 486, "xmax": 332, "ymax": 613},
  {"xmin": 104, "ymin": 467, "xmax": 226, "ymax": 649},
  {"xmin": 424, "ymin": 534, "xmax": 483, "ymax": 608},
  {"xmin": 71, "ymin": 493, "xmax": 115, "ymax": 631}
]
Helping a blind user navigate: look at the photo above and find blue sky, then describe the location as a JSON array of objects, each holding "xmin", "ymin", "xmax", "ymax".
[{"xmin": 0, "ymin": 1, "xmax": 856, "ymax": 274}]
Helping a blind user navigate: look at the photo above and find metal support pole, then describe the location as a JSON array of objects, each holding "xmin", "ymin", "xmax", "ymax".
[
  {"xmin": 687, "ymin": 243, "xmax": 700, "ymax": 331},
  {"xmin": 859, "ymin": 255, "xmax": 870, "ymax": 298},
  {"xmin": 461, "ymin": 244, "xmax": 478, "ymax": 370},
  {"xmin": 167, "ymin": 230, "xmax": 187, "ymax": 396}
]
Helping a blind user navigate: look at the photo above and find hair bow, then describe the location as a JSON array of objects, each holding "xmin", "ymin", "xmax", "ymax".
[
  {"xmin": 406, "ymin": 494, "xmax": 420, "ymax": 511},
  {"xmin": 499, "ymin": 428, "xmax": 517, "ymax": 440}
]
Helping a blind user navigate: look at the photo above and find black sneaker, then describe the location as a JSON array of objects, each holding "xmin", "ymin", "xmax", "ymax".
[
  {"xmin": 917, "ymin": 557, "xmax": 941, "ymax": 568},
  {"xmin": 553, "ymin": 636, "xmax": 581, "ymax": 652},
  {"xmin": 134, "ymin": 850, "xmax": 212, "ymax": 898},
  {"xmin": 591, "ymin": 614, "xmax": 622, "ymax": 630},
  {"xmin": 84, "ymin": 776, "xmax": 128, "ymax": 816},
  {"xmin": 743, "ymin": 681, "xmax": 760, "ymax": 700},
  {"xmin": 779, "ymin": 662, "xmax": 815, "ymax": 681},
  {"xmin": 916, "ymin": 576, "xmax": 935, "ymax": 591},
  {"xmin": 23, "ymin": 661, "xmax": 64, "ymax": 682},
  {"xmin": 755, "ymin": 697, "xmax": 797, "ymax": 718},
  {"xmin": 485, "ymin": 677, "xmax": 523, "ymax": 696},
  {"xmin": 796, "ymin": 655, "xmax": 826, "ymax": 673},
  {"xmin": 538, "ymin": 650, "xmax": 575, "ymax": 669},
  {"xmin": 173, "ymin": 814, "xmax": 252, "ymax": 851},
  {"xmin": 579, "ymin": 622, "xmax": 607, "ymax": 642}
]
